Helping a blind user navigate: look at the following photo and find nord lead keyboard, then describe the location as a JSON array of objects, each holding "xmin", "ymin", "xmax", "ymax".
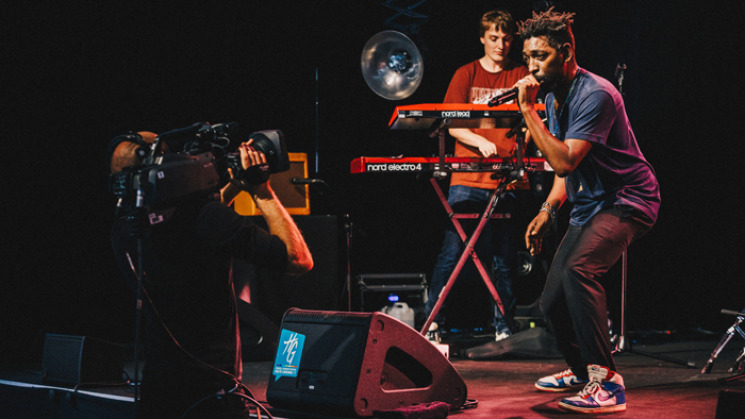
[
  {"xmin": 388, "ymin": 103, "xmax": 545, "ymax": 130},
  {"xmin": 350, "ymin": 156, "xmax": 553, "ymax": 174}
]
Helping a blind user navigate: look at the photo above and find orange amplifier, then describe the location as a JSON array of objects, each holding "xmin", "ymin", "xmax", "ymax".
[{"xmin": 233, "ymin": 152, "xmax": 311, "ymax": 215}]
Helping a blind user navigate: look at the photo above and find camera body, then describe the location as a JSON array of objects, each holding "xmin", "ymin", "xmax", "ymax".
[
  {"xmin": 110, "ymin": 122, "xmax": 289, "ymax": 221},
  {"xmin": 110, "ymin": 151, "xmax": 221, "ymax": 212}
]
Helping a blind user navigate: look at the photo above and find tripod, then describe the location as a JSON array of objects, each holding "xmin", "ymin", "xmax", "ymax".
[{"xmin": 701, "ymin": 308, "xmax": 745, "ymax": 378}]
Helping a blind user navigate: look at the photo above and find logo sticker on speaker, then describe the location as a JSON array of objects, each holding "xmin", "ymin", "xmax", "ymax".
[{"xmin": 272, "ymin": 329, "xmax": 305, "ymax": 381}]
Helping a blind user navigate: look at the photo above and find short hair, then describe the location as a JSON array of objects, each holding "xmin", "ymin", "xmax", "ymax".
[
  {"xmin": 480, "ymin": 9, "xmax": 517, "ymax": 37},
  {"xmin": 518, "ymin": 8, "xmax": 576, "ymax": 50}
]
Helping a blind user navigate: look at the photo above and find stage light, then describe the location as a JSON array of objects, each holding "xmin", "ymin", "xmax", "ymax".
[{"xmin": 361, "ymin": 30, "xmax": 423, "ymax": 100}]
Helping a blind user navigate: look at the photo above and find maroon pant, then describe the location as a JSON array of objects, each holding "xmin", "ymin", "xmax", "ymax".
[{"xmin": 540, "ymin": 206, "xmax": 650, "ymax": 377}]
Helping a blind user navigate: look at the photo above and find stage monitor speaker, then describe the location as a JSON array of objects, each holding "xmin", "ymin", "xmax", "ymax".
[
  {"xmin": 41, "ymin": 334, "xmax": 125, "ymax": 386},
  {"xmin": 716, "ymin": 389, "xmax": 745, "ymax": 419},
  {"xmin": 233, "ymin": 152, "xmax": 310, "ymax": 215},
  {"xmin": 266, "ymin": 309, "xmax": 467, "ymax": 417}
]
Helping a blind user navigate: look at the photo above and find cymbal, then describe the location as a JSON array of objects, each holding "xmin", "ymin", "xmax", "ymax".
[{"xmin": 361, "ymin": 30, "xmax": 423, "ymax": 100}]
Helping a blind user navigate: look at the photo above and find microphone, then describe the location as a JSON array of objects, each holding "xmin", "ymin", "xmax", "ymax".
[
  {"xmin": 291, "ymin": 178, "xmax": 325, "ymax": 185},
  {"xmin": 488, "ymin": 88, "xmax": 518, "ymax": 107}
]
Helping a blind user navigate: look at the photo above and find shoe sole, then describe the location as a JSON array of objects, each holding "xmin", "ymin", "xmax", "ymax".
[
  {"xmin": 534, "ymin": 382, "xmax": 587, "ymax": 393},
  {"xmin": 558, "ymin": 401, "xmax": 627, "ymax": 413}
]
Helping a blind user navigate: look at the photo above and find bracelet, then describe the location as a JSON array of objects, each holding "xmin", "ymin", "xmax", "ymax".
[{"xmin": 540, "ymin": 202, "xmax": 557, "ymax": 221}]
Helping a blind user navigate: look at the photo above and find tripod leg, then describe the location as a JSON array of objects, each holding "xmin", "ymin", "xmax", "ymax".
[
  {"xmin": 702, "ymin": 324, "xmax": 738, "ymax": 374},
  {"xmin": 729, "ymin": 346, "xmax": 745, "ymax": 374}
]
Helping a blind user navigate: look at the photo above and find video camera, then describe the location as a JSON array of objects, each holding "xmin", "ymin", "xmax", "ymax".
[{"xmin": 110, "ymin": 122, "xmax": 289, "ymax": 222}]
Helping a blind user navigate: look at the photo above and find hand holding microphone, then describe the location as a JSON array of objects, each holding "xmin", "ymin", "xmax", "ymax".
[
  {"xmin": 487, "ymin": 75, "xmax": 544, "ymax": 108},
  {"xmin": 487, "ymin": 79, "xmax": 539, "ymax": 107},
  {"xmin": 501, "ymin": 75, "xmax": 543, "ymax": 113},
  {"xmin": 487, "ymin": 88, "xmax": 519, "ymax": 107},
  {"xmin": 487, "ymin": 73, "xmax": 541, "ymax": 107}
]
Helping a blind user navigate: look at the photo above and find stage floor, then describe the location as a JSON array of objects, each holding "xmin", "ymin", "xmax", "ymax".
[{"xmin": 1, "ymin": 335, "xmax": 743, "ymax": 418}]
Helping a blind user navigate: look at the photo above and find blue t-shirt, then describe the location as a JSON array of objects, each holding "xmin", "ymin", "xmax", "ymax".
[{"xmin": 546, "ymin": 68, "xmax": 660, "ymax": 226}]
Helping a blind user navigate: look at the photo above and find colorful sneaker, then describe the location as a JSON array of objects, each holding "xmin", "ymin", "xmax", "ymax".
[
  {"xmin": 558, "ymin": 364, "xmax": 626, "ymax": 414},
  {"xmin": 535, "ymin": 368, "xmax": 589, "ymax": 392}
]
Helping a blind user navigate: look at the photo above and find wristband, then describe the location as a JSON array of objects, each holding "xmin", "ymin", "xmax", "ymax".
[
  {"xmin": 232, "ymin": 163, "xmax": 270, "ymax": 189},
  {"xmin": 540, "ymin": 202, "xmax": 557, "ymax": 221}
]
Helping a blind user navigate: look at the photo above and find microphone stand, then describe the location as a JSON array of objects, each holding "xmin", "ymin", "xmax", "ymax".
[
  {"xmin": 314, "ymin": 67, "xmax": 320, "ymax": 175},
  {"xmin": 344, "ymin": 214, "xmax": 353, "ymax": 311},
  {"xmin": 608, "ymin": 63, "xmax": 693, "ymax": 367}
]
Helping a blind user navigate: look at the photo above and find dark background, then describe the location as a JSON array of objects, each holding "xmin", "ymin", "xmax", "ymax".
[{"xmin": 4, "ymin": 0, "xmax": 744, "ymax": 363}]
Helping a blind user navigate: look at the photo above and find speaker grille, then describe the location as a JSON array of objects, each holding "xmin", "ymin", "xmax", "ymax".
[{"xmin": 283, "ymin": 308, "xmax": 372, "ymax": 325}]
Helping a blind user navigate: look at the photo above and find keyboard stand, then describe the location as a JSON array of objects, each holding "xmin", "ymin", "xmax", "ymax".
[{"xmin": 419, "ymin": 123, "xmax": 527, "ymax": 336}]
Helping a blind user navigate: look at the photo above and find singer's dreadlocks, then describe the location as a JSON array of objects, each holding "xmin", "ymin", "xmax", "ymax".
[{"xmin": 518, "ymin": 8, "xmax": 576, "ymax": 51}]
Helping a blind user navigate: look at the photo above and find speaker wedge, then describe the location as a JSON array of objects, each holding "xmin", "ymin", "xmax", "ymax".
[{"xmin": 267, "ymin": 309, "xmax": 467, "ymax": 417}]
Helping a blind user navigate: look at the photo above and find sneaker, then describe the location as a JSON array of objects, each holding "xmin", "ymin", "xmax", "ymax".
[
  {"xmin": 495, "ymin": 331, "xmax": 511, "ymax": 341},
  {"xmin": 427, "ymin": 322, "xmax": 441, "ymax": 344},
  {"xmin": 558, "ymin": 364, "xmax": 626, "ymax": 414},
  {"xmin": 535, "ymin": 368, "xmax": 589, "ymax": 392}
]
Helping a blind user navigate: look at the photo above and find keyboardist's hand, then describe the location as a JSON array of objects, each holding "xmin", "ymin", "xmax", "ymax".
[
  {"xmin": 525, "ymin": 211, "xmax": 551, "ymax": 255},
  {"xmin": 449, "ymin": 128, "xmax": 498, "ymax": 157},
  {"xmin": 476, "ymin": 139, "xmax": 498, "ymax": 158}
]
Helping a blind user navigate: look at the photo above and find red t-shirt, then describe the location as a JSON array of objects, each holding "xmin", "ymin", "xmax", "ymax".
[{"xmin": 443, "ymin": 59, "xmax": 528, "ymax": 188}]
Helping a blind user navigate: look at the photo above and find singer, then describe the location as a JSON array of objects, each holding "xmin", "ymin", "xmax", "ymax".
[
  {"xmin": 425, "ymin": 9, "xmax": 530, "ymax": 344},
  {"xmin": 515, "ymin": 9, "xmax": 660, "ymax": 414}
]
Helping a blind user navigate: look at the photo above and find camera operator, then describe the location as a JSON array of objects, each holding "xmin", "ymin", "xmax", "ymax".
[{"xmin": 109, "ymin": 132, "xmax": 313, "ymax": 418}]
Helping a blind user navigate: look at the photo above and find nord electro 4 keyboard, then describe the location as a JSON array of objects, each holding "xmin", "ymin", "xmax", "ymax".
[{"xmin": 350, "ymin": 156, "xmax": 552, "ymax": 174}]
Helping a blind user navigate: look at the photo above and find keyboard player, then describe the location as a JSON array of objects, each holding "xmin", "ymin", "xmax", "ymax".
[{"xmin": 426, "ymin": 9, "xmax": 529, "ymax": 342}]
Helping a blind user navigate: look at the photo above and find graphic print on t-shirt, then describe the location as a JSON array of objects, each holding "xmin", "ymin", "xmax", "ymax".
[{"xmin": 470, "ymin": 86, "xmax": 513, "ymax": 104}]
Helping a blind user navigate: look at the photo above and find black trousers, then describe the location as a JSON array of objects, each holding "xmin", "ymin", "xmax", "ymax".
[{"xmin": 540, "ymin": 206, "xmax": 650, "ymax": 378}]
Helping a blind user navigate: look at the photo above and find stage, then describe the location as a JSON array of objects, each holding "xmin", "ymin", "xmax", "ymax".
[
  {"xmin": 1, "ymin": 333, "xmax": 742, "ymax": 418},
  {"xmin": 3, "ymin": 1, "xmax": 745, "ymax": 418}
]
